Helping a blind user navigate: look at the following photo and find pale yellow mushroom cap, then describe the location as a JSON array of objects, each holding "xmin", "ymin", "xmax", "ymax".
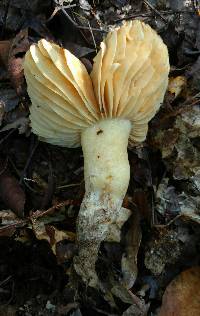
[{"xmin": 24, "ymin": 20, "xmax": 169, "ymax": 147}]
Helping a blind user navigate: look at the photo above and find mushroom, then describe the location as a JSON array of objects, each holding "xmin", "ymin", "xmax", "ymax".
[{"xmin": 24, "ymin": 20, "xmax": 169, "ymax": 287}]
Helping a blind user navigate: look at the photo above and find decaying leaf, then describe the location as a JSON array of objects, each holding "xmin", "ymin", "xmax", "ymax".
[
  {"xmin": 0, "ymin": 86, "xmax": 19, "ymax": 115},
  {"xmin": 123, "ymin": 303, "xmax": 149, "ymax": 316},
  {"xmin": 121, "ymin": 210, "xmax": 142, "ymax": 289},
  {"xmin": 187, "ymin": 56, "xmax": 200, "ymax": 90},
  {"xmin": 159, "ymin": 267, "xmax": 200, "ymax": 316},
  {"xmin": 111, "ymin": 287, "xmax": 149, "ymax": 315},
  {"xmin": 178, "ymin": 193, "xmax": 200, "ymax": 223},
  {"xmin": 32, "ymin": 219, "xmax": 75, "ymax": 255},
  {"xmin": 0, "ymin": 209, "xmax": 18, "ymax": 225},
  {"xmin": 0, "ymin": 159, "xmax": 25, "ymax": 217},
  {"xmin": 145, "ymin": 229, "xmax": 181, "ymax": 275},
  {"xmin": 156, "ymin": 177, "xmax": 200, "ymax": 222},
  {"xmin": 8, "ymin": 29, "xmax": 31, "ymax": 95},
  {"xmin": 64, "ymin": 42, "xmax": 95, "ymax": 58},
  {"xmin": 111, "ymin": 285, "xmax": 135, "ymax": 305},
  {"xmin": 0, "ymin": 40, "xmax": 12, "ymax": 67},
  {"xmin": 154, "ymin": 105, "xmax": 200, "ymax": 180},
  {"xmin": 168, "ymin": 76, "xmax": 187, "ymax": 98},
  {"xmin": 0, "ymin": 117, "xmax": 29, "ymax": 134},
  {"xmin": 156, "ymin": 178, "xmax": 181, "ymax": 217}
]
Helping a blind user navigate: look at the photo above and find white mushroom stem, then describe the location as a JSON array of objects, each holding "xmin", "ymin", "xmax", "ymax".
[{"xmin": 74, "ymin": 119, "xmax": 132, "ymax": 286}]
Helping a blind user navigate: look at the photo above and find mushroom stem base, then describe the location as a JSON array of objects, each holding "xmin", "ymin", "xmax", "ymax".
[{"xmin": 74, "ymin": 192, "xmax": 130, "ymax": 287}]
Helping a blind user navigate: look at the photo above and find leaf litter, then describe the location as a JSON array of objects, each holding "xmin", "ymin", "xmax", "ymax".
[{"xmin": 0, "ymin": 0, "xmax": 200, "ymax": 315}]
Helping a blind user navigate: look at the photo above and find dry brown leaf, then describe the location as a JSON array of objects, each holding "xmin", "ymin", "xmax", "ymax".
[
  {"xmin": 121, "ymin": 210, "xmax": 141, "ymax": 289},
  {"xmin": 0, "ymin": 159, "xmax": 25, "ymax": 217},
  {"xmin": 32, "ymin": 220, "xmax": 75, "ymax": 255},
  {"xmin": 159, "ymin": 266, "xmax": 200, "ymax": 316},
  {"xmin": 0, "ymin": 40, "xmax": 13, "ymax": 67},
  {"xmin": 8, "ymin": 29, "xmax": 31, "ymax": 95},
  {"xmin": 0, "ymin": 86, "xmax": 19, "ymax": 116},
  {"xmin": 168, "ymin": 76, "xmax": 186, "ymax": 98}
]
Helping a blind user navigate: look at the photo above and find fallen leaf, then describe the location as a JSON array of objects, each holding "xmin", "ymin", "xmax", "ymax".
[
  {"xmin": 70, "ymin": 309, "xmax": 83, "ymax": 316},
  {"xmin": 0, "ymin": 40, "xmax": 12, "ymax": 67},
  {"xmin": 0, "ymin": 117, "xmax": 29, "ymax": 134},
  {"xmin": 32, "ymin": 219, "xmax": 75, "ymax": 255},
  {"xmin": 8, "ymin": 29, "xmax": 31, "ymax": 95},
  {"xmin": 121, "ymin": 210, "xmax": 141, "ymax": 289},
  {"xmin": 0, "ymin": 86, "xmax": 19, "ymax": 114},
  {"xmin": 123, "ymin": 304, "xmax": 148, "ymax": 316},
  {"xmin": 65, "ymin": 42, "xmax": 95, "ymax": 58},
  {"xmin": 111, "ymin": 285, "xmax": 134, "ymax": 304},
  {"xmin": 168, "ymin": 76, "xmax": 187, "ymax": 98},
  {"xmin": 0, "ymin": 159, "xmax": 25, "ymax": 217},
  {"xmin": 153, "ymin": 105, "xmax": 200, "ymax": 180},
  {"xmin": 0, "ymin": 209, "xmax": 18, "ymax": 225},
  {"xmin": 80, "ymin": 57, "xmax": 93, "ymax": 73},
  {"xmin": 187, "ymin": 56, "xmax": 200, "ymax": 90},
  {"xmin": 79, "ymin": 0, "xmax": 91, "ymax": 11},
  {"xmin": 56, "ymin": 241, "xmax": 77, "ymax": 264},
  {"xmin": 159, "ymin": 267, "xmax": 200, "ymax": 316},
  {"xmin": 145, "ymin": 229, "xmax": 181, "ymax": 275},
  {"xmin": 132, "ymin": 190, "xmax": 152, "ymax": 221}
]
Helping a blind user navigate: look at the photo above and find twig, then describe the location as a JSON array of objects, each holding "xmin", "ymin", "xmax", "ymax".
[
  {"xmin": 143, "ymin": 0, "xmax": 168, "ymax": 22},
  {"xmin": 53, "ymin": 0, "xmax": 106, "ymax": 32},
  {"xmin": 30, "ymin": 199, "xmax": 80, "ymax": 220},
  {"xmin": 4, "ymin": 280, "xmax": 15, "ymax": 306},
  {"xmin": 0, "ymin": 275, "xmax": 12, "ymax": 287},
  {"xmin": 115, "ymin": 13, "xmax": 152, "ymax": 22},
  {"xmin": 23, "ymin": 178, "xmax": 41, "ymax": 194},
  {"xmin": 8, "ymin": 155, "xmax": 41, "ymax": 194},
  {"xmin": 0, "ymin": 220, "xmax": 27, "ymax": 234},
  {"xmin": 19, "ymin": 137, "xmax": 38, "ymax": 184},
  {"xmin": 0, "ymin": 129, "xmax": 16, "ymax": 146},
  {"xmin": 154, "ymin": 214, "xmax": 182, "ymax": 228},
  {"xmin": 0, "ymin": 156, "xmax": 8, "ymax": 176},
  {"xmin": 57, "ymin": 182, "xmax": 81, "ymax": 189},
  {"xmin": 88, "ymin": 20, "xmax": 97, "ymax": 53},
  {"xmin": 47, "ymin": 4, "xmax": 77, "ymax": 22},
  {"xmin": 41, "ymin": 148, "xmax": 55, "ymax": 209}
]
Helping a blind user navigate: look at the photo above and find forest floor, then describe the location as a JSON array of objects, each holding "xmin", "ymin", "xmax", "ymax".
[{"xmin": 0, "ymin": 0, "xmax": 200, "ymax": 315}]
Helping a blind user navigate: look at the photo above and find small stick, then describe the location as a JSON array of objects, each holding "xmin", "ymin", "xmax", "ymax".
[
  {"xmin": 143, "ymin": 0, "xmax": 168, "ymax": 22},
  {"xmin": 53, "ymin": 0, "xmax": 106, "ymax": 32},
  {"xmin": 19, "ymin": 138, "xmax": 38, "ymax": 184},
  {"xmin": 30, "ymin": 199, "xmax": 80, "ymax": 220},
  {"xmin": 0, "ymin": 129, "xmax": 16, "ymax": 146},
  {"xmin": 47, "ymin": 4, "xmax": 77, "ymax": 22},
  {"xmin": 0, "ymin": 156, "xmax": 8, "ymax": 176},
  {"xmin": 115, "ymin": 13, "xmax": 152, "ymax": 22},
  {"xmin": 88, "ymin": 20, "xmax": 97, "ymax": 53},
  {"xmin": 0, "ymin": 220, "xmax": 27, "ymax": 235}
]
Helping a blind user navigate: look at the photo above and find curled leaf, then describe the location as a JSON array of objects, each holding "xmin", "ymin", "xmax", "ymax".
[{"xmin": 159, "ymin": 267, "xmax": 200, "ymax": 316}]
